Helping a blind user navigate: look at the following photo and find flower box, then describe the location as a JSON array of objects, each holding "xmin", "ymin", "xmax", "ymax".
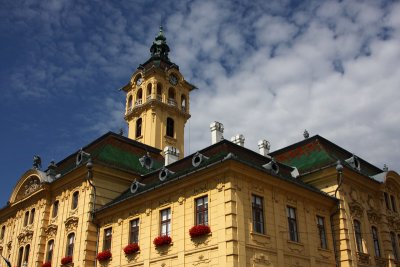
[
  {"xmin": 189, "ymin": 225, "xmax": 211, "ymax": 238},
  {"xmin": 41, "ymin": 262, "xmax": 51, "ymax": 267},
  {"xmin": 61, "ymin": 256, "xmax": 73, "ymax": 265},
  {"xmin": 153, "ymin": 235, "xmax": 172, "ymax": 247},
  {"xmin": 123, "ymin": 243, "xmax": 140, "ymax": 255},
  {"xmin": 96, "ymin": 250, "xmax": 112, "ymax": 262}
]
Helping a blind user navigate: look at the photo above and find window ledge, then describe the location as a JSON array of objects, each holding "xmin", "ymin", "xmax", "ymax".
[
  {"xmin": 250, "ymin": 231, "xmax": 271, "ymax": 246},
  {"xmin": 286, "ymin": 240, "xmax": 305, "ymax": 253}
]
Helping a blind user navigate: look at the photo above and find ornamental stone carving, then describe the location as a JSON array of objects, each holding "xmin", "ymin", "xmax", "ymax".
[
  {"xmin": 45, "ymin": 224, "xmax": 58, "ymax": 239},
  {"xmin": 64, "ymin": 216, "xmax": 79, "ymax": 233},
  {"xmin": 367, "ymin": 210, "xmax": 381, "ymax": 225},
  {"xmin": 349, "ymin": 202, "xmax": 364, "ymax": 219},
  {"xmin": 24, "ymin": 178, "xmax": 41, "ymax": 196},
  {"xmin": 17, "ymin": 230, "xmax": 33, "ymax": 245}
]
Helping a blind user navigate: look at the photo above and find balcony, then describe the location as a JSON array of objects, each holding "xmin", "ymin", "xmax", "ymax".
[
  {"xmin": 168, "ymin": 98, "xmax": 177, "ymax": 106},
  {"xmin": 135, "ymin": 99, "xmax": 143, "ymax": 106}
]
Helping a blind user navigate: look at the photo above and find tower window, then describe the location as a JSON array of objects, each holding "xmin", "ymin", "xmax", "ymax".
[
  {"xmin": 166, "ymin": 118, "xmax": 174, "ymax": 138},
  {"xmin": 136, "ymin": 89, "xmax": 143, "ymax": 105},
  {"xmin": 147, "ymin": 83, "xmax": 152, "ymax": 100},
  {"xmin": 181, "ymin": 94, "xmax": 187, "ymax": 112},
  {"xmin": 127, "ymin": 95, "xmax": 133, "ymax": 111},
  {"xmin": 157, "ymin": 83, "xmax": 162, "ymax": 101},
  {"xmin": 136, "ymin": 118, "xmax": 142, "ymax": 138},
  {"xmin": 168, "ymin": 88, "xmax": 176, "ymax": 106}
]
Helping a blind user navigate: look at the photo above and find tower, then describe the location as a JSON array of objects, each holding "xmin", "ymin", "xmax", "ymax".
[{"xmin": 123, "ymin": 27, "xmax": 196, "ymax": 158}]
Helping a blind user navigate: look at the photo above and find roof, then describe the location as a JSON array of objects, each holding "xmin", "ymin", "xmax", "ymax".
[
  {"xmin": 270, "ymin": 135, "xmax": 383, "ymax": 177},
  {"xmin": 96, "ymin": 139, "xmax": 336, "ymax": 214}
]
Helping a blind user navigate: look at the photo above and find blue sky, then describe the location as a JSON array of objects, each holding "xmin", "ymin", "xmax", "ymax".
[{"xmin": 1, "ymin": 0, "xmax": 399, "ymax": 206}]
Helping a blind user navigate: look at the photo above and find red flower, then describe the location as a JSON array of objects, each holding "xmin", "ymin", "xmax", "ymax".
[
  {"xmin": 61, "ymin": 256, "xmax": 73, "ymax": 265},
  {"xmin": 123, "ymin": 243, "xmax": 140, "ymax": 254},
  {"xmin": 189, "ymin": 225, "xmax": 211, "ymax": 238},
  {"xmin": 41, "ymin": 262, "xmax": 51, "ymax": 267},
  {"xmin": 153, "ymin": 235, "xmax": 172, "ymax": 247},
  {"xmin": 96, "ymin": 250, "xmax": 112, "ymax": 262}
]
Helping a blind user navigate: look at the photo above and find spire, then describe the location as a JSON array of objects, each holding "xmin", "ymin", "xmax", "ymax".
[{"xmin": 150, "ymin": 26, "xmax": 170, "ymax": 61}]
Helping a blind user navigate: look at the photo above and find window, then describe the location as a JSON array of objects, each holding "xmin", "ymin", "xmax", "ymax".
[
  {"xmin": 160, "ymin": 208, "xmax": 171, "ymax": 236},
  {"xmin": 23, "ymin": 244, "xmax": 30, "ymax": 264},
  {"xmin": 147, "ymin": 83, "xmax": 152, "ymax": 98},
  {"xmin": 196, "ymin": 196, "xmax": 209, "ymax": 225},
  {"xmin": 287, "ymin": 207, "xmax": 298, "ymax": 242},
  {"xmin": 0, "ymin": 246, "xmax": 3, "ymax": 256},
  {"xmin": 17, "ymin": 247, "xmax": 23, "ymax": 267},
  {"xmin": 71, "ymin": 191, "xmax": 79, "ymax": 210},
  {"xmin": 156, "ymin": 83, "xmax": 162, "ymax": 101},
  {"xmin": 181, "ymin": 95, "xmax": 187, "ymax": 112},
  {"xmin": 103, "ymin": 228, "xmax": 112, "ymax": 251},
  {"xmin": 354, "ymin": 220, "xmax": 363, "ymax": 253},
  {"xmin": 384, "ymin": 192, "xmax": 391, "ymax": 210},
  {"xmin": 166, "ymin": 118, "xmax": 174, "ymax": 138},
  {"xmin": 317, "ymin": 216, "xmax": 327, "ymax": 249},
  {"xmin": 129, "ymin": 219, "xmax": 140, "ymax": 244},
  {"xmin": 47, "ymin": 240, "xmax": 54, "ymax": 262},
  {"xmin": 135, "ymin": 118, "xmax": 142, "ymax": 138},
  {"xmin": 52, "ymin": 201, "xmax": 59, "ymax": 218},
  {"xmin": 372, "ymin": 227, "xmax": 381, "ymax": 257},
  {"xmin": 391, "ymin": 195, "xmax": 397, "ymax": 212},
  {"xmin": 67, "ymin": 233, "xmax": 75, "ymax": 257},
  {"xmin": 127, "ymin": 95, "xmax": 133, "ymax": 110},
  {"xmin": 0, "ymin": 225, "xmax": 5, "ymax": 240},
  {"xmin": 391, "ymin": 232, "xmax": 398, "ymax": 261},
  {"xmin": 23, "ymin": 211, "xmax": 29, "ymax": 227},
  {"xmin": 252, "ymin": 195, "xmax": 265, "ymax": 234},
  {"xmin": 29, "ymin": 208, "xmax": 35, "ymax": 224}
]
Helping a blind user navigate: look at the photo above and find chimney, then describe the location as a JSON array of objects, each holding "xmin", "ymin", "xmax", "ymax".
[
  {"xmin": 164, "ymin": 146, "xmax": 180, "ymax": 165},
  {"xmin": 210, "ymin": 121, "xmax": 224, "ymax": 144},
  {"xmin": 258, "ymin": 140, "xmax": 271, "ymax": 157},
  {"xmin": 231, "ymin": 134, "xmax": 245, "ymax": 147}
]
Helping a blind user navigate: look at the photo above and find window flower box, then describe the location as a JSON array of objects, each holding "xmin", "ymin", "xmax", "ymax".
[
  {"xmin": 61, "ymin": 256, "xmax": 73, "ymax": 265},
  {"xmin": 96, "ymin": 250, "xmax": 112, "ymax": 262},
  {"xmin": 189, "ymin": 225, "xmax": 211, "ymax": 238},
  {"xmin": 153, "ymin": 235, "xmax": 172, "ymax": 247},
  {"xmin": 123, "ymin": 243, "xmax": 140, "ymax": 255},
  {"xmin": 41, "ymin": 262, "xmax": 51, "ymax": 267}
]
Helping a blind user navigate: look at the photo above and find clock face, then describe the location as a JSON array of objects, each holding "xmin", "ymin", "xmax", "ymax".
[
  {"xmin": 136, "ymin": 78, "xmax": 143, "ymax": 86},
  {"xmin": 169, "ymin": 75, "xmax": 178, "ymax": 86}
]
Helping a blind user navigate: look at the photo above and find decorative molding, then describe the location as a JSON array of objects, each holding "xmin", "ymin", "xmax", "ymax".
[
  {"xmin": 250, "ymin": 232, "xmax": 271, "ymax": 247},
  {"xmin": 367, "ymin": 210, "xmax": 381, "ymax": 225},
  {"xmin": 194, "ymin": 183, "xmax": 208, "ymax": 195},
  {"xmin": 45, "ymin": 224, "xmax": 58, "ymax": 239},
  {"xmin": 216, "ymin": 182, "xmax": 225, "ymax": 192},
  {"xmin": 349, "ymin": 187, "xmax": 359, "ymax": 202},
  {"xmin": 286, "ymin": 196, "xmax": 297, "ymax": 206},
  {"xmin": 159, "ymin": 198, "xmax": 171, "ymax": 207},
  {"xmin": 253, "ymin": 253, "xmax": 271, "ymax": 265},
  {"xmin": 17, "ymin": 230, "xmax": 33, "ymax": 245},
  {"xmin": 252, "ymin": 184, "xmax": 264, "ymax": 193},
  {"xmin": 23, "ymin": 177, "xmax": 42, "ymax": 197},
  {"xmin": 348, "ymin": 202, "xmax": 364, "ymax": 219},
  {"xmin": 178, "ymin": 196, "xmax": 185, "ymax": 205},
  {"xmin": 367, "ymin": 195, "xmax": 376, "ymax": 210},
  {"xmin": 64, "ymin": 216, "xmax": 79, "ymax": 233},
  {"xmin": 287, "ymin": 241, "xmax": 304, "ymax": 253},
  {"xmin": 145, "ymin": 208, "xmax": 151, "ymax": 216},
  {"xmin": 193, "ymin": 254, "xmax": 211, "ymax": 266}
]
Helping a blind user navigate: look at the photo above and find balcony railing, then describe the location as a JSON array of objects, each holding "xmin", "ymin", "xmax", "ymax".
[
  {"xmin": 135, "ymin": 99, "xmax": 143, "ymax": 106},
  {"xmin": 168, "ymin": 98, "xmax": 177, "ymax": 106}
]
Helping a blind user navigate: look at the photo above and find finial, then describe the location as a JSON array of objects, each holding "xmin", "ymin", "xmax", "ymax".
[
  {"xmin": 150, "ymin": 27, "xmax": 170, "ymax": 60},
  {"xmin": 303, "ymin": 129, "xmax": 309, "ymax": 139},
  {"xmin": 383, "ymin": 164, "xmax": 388, "ymax": 172},
  {"xmin": 119, "ymin": 128, "xmax": 124, "ymax": 136},
  {"xmin": 33, "ymin": 155, "xmax": 42, "ymax": 170}
]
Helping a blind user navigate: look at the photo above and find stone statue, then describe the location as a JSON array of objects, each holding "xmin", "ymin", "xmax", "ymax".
[{"xmin": 33, "ymin": 155, "xmax": 42, "ymax": 170}]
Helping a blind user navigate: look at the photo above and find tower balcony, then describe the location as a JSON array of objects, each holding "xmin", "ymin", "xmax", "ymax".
[
  {"xmin": 168, "ymin": 98, "xmax": 177, "ymax": 106},
  {"xmin": 135, "ymin": 99, "xmax": 143, "ymax": 106}
]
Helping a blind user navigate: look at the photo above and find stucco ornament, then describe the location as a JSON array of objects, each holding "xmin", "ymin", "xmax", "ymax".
[
  {"xmin": 64, "ymin": 216, "xmax": 79, "ymax": 232},
  {"xmin": 17, "ymin": 230, "xmax": 33, "ymax": 245},
  {"xmin": 45, "ymin": 224, "xmax": 58, "ymax": 239},
  {"xmin": 24, "ymin": 178, "xmax": 41, "ymax": 196},
  {"xmin": 348, "ymin": 202, "xmax": 364, "ymax": 219}
]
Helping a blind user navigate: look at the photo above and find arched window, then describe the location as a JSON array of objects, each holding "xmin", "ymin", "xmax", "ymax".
[
  {"xmin": 157, "ymin": 83, "xmax": 162, "ymax": 101},
  {"xmin": 23, "ymin": 211, "xmax": 29, "ymax": 227},
  {"xmin": 168, "ymin": 88, "xmax": 176, "ymax": 106},
  {"xmin": 147, "ymin": 83, "xmax": 152, "ymax": 100},
  {"xmin": 71, "ymin": 191, "xmax": 79, "ymax": 210},
  {"xmin": 166, "ymin": 118, "xmax": 174, "ymax": 138},
  {"xmin": 136, "ymin": 88, "xmax": 143, "ymax": 105},
  {"xmin": 136, "ymin": 118, "xmax": 142, "ymax": 138},
  {"xmin": 29, "ymin": 208, "xmax": 35, "ymax": 224},
  {"xmin": 0, "ymin": 225, "xmax": 5, "ymax": 240},
  {"xmin": 23, "ymin": 244, "xmax": 30, "ymax": 264},
  {"xmin": 17, "ymin": 247, "xmax": 23, "ymax": 267},
  {"xmin": 47, "ymin": 240, "xmax": 54, "ymax": 262},
  {"xmin": 181, "ymin": 94, "xmax": 187, "ymax": 112},
  {"xmin": 354, "ymin": 220, "xmax": 363, "ymax": 253},
  {"xmin": 52, "ymin": 201, "xmax": 59, "ymax": 218},
  {"xmin": 372, "ymin": 226, "xmax": 381, "ymax": 257},
  {"xmin": 127, "ymin": 95, "xmax": 133, "ymax": 111},
  {"xmin": 66, "ymin": 233, "xmax": 75, "ymax": 257}
]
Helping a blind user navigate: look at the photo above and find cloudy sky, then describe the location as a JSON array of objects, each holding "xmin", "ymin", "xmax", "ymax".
[{"xmin": 1, "ymin": 0, "xmax": 399, "ymax": 206}]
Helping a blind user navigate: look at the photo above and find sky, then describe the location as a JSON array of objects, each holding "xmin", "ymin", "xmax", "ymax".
[{"xmin": 0, "ymin": 0, "xmax": 399, "ymax": 207}]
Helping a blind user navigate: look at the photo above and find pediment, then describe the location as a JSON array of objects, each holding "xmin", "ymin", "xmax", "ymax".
[{"xmin": 9, "ymin": 169, "xmax": 51, "ymax": 204}]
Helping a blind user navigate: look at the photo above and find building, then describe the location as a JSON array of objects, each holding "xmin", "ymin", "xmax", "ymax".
[{"xmin": 0, "ymin": 28, "xmax": 399, "ymax": 267}]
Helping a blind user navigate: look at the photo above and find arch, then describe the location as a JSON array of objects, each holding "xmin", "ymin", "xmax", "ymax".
[
  {"xmin": 157, "ymin": 83, "xmax": 162, "ymax": 101},
  {"xmin": 166, "ymin": 118, "xmax": 174, "ymax": 138},
  {"xmin": 168, "ymin": 88, "xmax": 176, "ymax": 106},
  {"xmin": 17, "ymin": 246, "xmax": 23, "ymax": 267},
  {"xmin": 133, "ymin": 73, "xmax": 143, "ymax": 86},
  {"xmin": 136, "ymin": 118, "xmax": 142, "ymax": 138},
  {"xmin": 181, "ymin": 94, "xmax": 187, "ymax": 112},
  {"xmin": 23, "ymin": 244, "xmax": 30, "ymax": 263},
  {"xmin": 9, "ymin": 169, "xmax": 50, "ymax": 204},
  {"xmin": 127, "ymin": 95, "xmax": 133, "ymax": 111},
  {"xmin": 136, "ymin": 88, "xmax": 143, "ymax": 106}
]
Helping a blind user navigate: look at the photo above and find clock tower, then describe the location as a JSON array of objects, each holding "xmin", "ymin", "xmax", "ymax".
[{"xmin": 122, "ymin": 27, "xmax": 196, "ymax": 158}]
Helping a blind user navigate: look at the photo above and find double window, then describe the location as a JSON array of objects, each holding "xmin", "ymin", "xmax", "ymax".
[
  {"xmin": 317, "ymin": 216, "xmax": 327, "ymax": 249},
  {"xmin": 195, "ymin": 196, "xmax": 208, "ymax": 225},
  {"xmin": 17, "ymin": 245, "xmax": 30, "ymax": 267},
  {"xmin": 103, "ymin": 228, "xmax": 112, "ymax": 251},
  {"xmin": 160, "ymin": 208, "xmax": 171, "ymax": 236},
  {"xmin": 130, "ymin": 219, "xmax": 140, "ymax": 244},
  {"xmin": 384, "ymin": 192, "xmax": 398, "ymax": 212},
  {"xmin": 354, "ymin": 220, "xmax": 363, "ymax": 253},
  {"xmin": 252, "ymin": 195, "xmax": 265, "ymax": 234},
  {"xmin": 67, "ymin": 233, "xmax": 75, "ymax": 257},
  {"xmin": 287, "ymin": 207, "xmax": 298, "ymax": 242},
  {"xmin": 372, "ymin": 226, "xmax": 381, "ymax": 257}
]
